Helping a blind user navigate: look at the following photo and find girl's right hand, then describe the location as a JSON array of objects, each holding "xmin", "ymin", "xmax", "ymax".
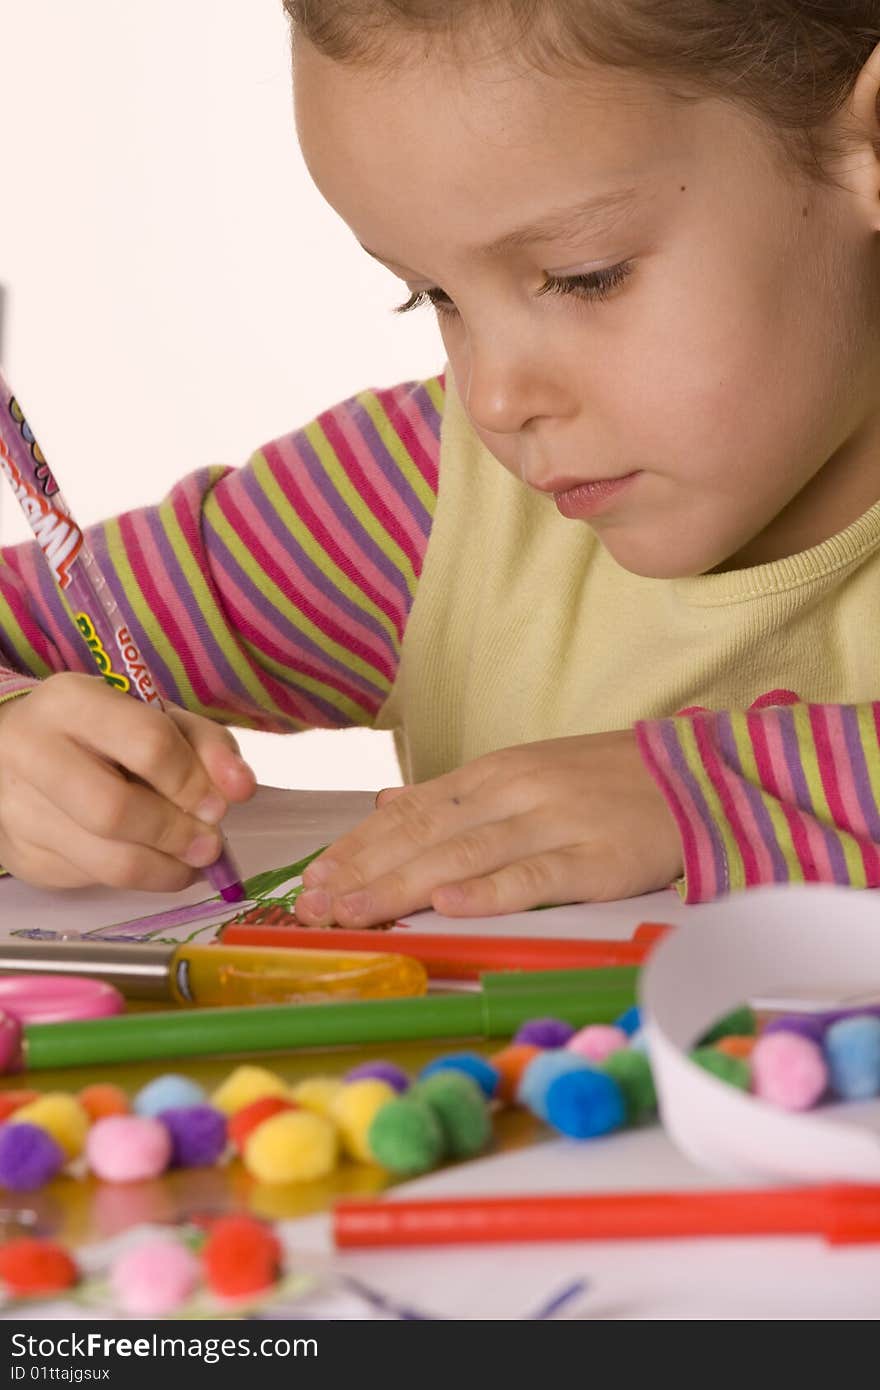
[{"xmin": 0, "ymin": 671, "xmax": 257, "ymax": 892}]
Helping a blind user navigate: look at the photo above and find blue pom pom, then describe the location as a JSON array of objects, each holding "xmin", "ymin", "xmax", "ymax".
[
  {"xmin": 133, "ymin": 1074, "xmax": 206, "ymax": 1118},
  {"xmin": 544, "ymin": 1069, "xmax": 627, "ymax": 1139},
  {"xmin": 517, "ymin": 1051, "xmax": 591, "ymax": 1119},
  {"xmin": 824, "ymin": 1016, "xmax": 880, "ymax": 1100},
  {"xmin": 420, "ymin": 1053, "xmax": 499, "ymax": 1099},
  {"xmin": 0, "ymin": 1123, "xmax": 65, "ymax": 1191},
  {"xmin": 614, "ymin": 1006, "xmax": 642, "ymax": 1037}
]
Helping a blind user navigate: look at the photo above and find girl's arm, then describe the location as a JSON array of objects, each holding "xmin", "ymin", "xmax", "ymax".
[
  {"xmin": 0, "ymin": 375, "xmax": 443, "ymax": 732},
  {"xmin": 635, "ymin": 701, "xmax": 880, "ymax": 901}
]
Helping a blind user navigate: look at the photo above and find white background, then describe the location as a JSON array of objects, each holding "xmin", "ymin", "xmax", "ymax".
[{"xmin": 0, "ymin": 0, "xmax": 445, "ymax": 789}]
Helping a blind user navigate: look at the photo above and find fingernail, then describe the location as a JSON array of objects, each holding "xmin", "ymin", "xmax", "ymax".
[
  {"xmin": 196, "ymin": 794, "xmax": 226, "ymax": 825},
  {"xmin": 183, "ymin": 834, "xmax": 221, "ymax": 868},
  {"xmin": 297, "ymin": 890, "xmax": 330, "ymax": 918},
  {"xmin": 338, "ymin": 891, "xmax": 370, "ymax": 918}
]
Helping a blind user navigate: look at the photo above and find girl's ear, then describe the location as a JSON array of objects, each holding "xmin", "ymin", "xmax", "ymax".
[{"xmin": 843, "ymin": 38, "xmax": 880, "ymax": 218}]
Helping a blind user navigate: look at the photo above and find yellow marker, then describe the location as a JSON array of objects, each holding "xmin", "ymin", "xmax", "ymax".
[{"xmin": 0, "ymin": 940, "xmax": 428, "ymax": 1008}]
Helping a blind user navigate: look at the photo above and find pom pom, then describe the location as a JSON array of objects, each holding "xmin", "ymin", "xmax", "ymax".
[
  {"xmin": 78, "ymin": 1084, "xmax": 129, "ymax": 1122},
  {"xmin": 15, "ymin": 1093, "xmax": 89, "ymax": 1160},
  {"xmin": 517, "ymin": 1051, "xmax": 591, "ymax": 1120},
  {"xmin": 111, "ymin": 1240, "xmax": 199, "ymax": 1316},
  {"xmin": 159, "ymin": 1105, "xmax": 227, "ymax": 1168},
  {"xmin": 0, "ymin": 1090, "xmax": 39, "ymax": 1123},
  {"xmin": 513, "ymin": 1017, "xmax": 575, "ymax": 1049},
  {"xmin": 412, "ymin": 1072, "xmax": 491, "ymax": 1158},
  {"xmin": 614, "ymin": 1005, "xmax": 642, "ymax": 1037},
  {"xmin": 628, "ymin": 1029, "xmax": 649, "ymax": 1054},
  {"xmin": 243, "ymin": 1110, "xmax": 338, "ymax": 1184},
  {"xmin": 212, "ymin": 1066, "xmax": 289, "ymax": 1117},
  {"xmin": 714, "ymin": 1035, "xmax": 757, "ymax": 1060},
  {"xmin": 489, "ymin": 1044, "xmax": 542, "ymax": 1104},
  {"xmin": 544, "ymin": 1069, "xmax": 627, "ymax": 1139},
  {"xmin": 134, "ymin": 1074, "xmax": 206, "ymax": 1117},
  {"xmin": 761, "ymin": 1015, "xmax": 826, "ymax": 1045},
  {"xmin": 229, "ymin": 1097, "xmax": 298, "ymax": 1153},
  {"xmin": 690, "ymin": 1048, "xmax": 752, "ymax": 1093},
  {"xmin": 699, "ymin": 1005, "xmax": 757, "ymax": 1045},
  {"xmin": 330, "ymin": 1079, "xmax": 397, "ymax": 1161},
  {"xmin": 367, "ymin": 1095, "xmax": 446, "ymax": 1175},
  {"xmin": 566, "ymin": 1024, "xmax": 629, "ymax": 1064},
  {"xmin": 824, "ymin": 1015, "xmax": 880, "ymax": 1101},
  {"xmin": 598, "ymin": 1049, "xmax": 657, "ymax": 1123},
  {"xmin": 86, "ymin": 1115, "xmax": 172, "ymax": 1182},
  {"xmin": 419, "ymin": 1052, "xmax": 499, "ymax": 1099},
  {"xmin": 0, "ymin": 1123, "xmax": 65, "ymax": 1191},
  {"xmin": 201, "ymin": 1215, "xmax": 282, "ymax": 1298},
  {"xmin": 344, "ymin": 1061, "xmax": 409, "ymax": 1093},
  {"xmin": 289, "ymin": 1076, "xmax": 344, "ymax": 1116},
  {"xmin": 0, "ymin": 1238, "xmax": 78, "ymax": 1296},
  {"xmin": 750, "ymin": 1033, "xmax": 827, "ymax": 1110}
]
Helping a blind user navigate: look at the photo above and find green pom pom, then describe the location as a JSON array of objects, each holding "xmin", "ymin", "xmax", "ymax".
[
  {"xmin": 690, "ymin": 1047, "xmax": 751, "ymax": 1091},
  {"xmin": 412, "ymin": 1072, "xmax": 491, "ymax": 1159},
  {"xmin": 698, "ymin": 1006, "xmax": 756, "ymax": 1045},
  {"xmin": 367, "ymin": 1096, "xmax": 446, "ymax": 1175},
  {"xmin": 598, "ymin": 1049, "xmax": 657, "ymax": 1123}
]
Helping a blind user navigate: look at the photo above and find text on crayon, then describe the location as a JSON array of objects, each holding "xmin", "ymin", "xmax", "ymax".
[
  {"xmin": 0, "ymin": 438, "xmax": 82, "ymax": 589},
  {"xmin": 9, "ymin": 395, "xmax": 61, "ymax": 497},
  {"xmin": 74, "ymin": 612, "xmax": 130, "ymax": 693}
]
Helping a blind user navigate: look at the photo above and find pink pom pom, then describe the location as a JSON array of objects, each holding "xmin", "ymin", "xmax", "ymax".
[
  {"xmin": 751, "ymin": 1032, "xmax": 828, "ymax": 1111},
  {"xmin": 112, "ymin": 1240, "xmax": 200, "ymax": 1316},
  {"xmin": 86, "ymin": 1115, "xmax": 172, "ymax": 1183},
  {"xmin": 566, "ymin": 1024, "xmax": 629, "ymax": 1064}
]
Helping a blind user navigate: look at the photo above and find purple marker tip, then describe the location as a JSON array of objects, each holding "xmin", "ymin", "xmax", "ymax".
[{"xmin": 207, "ymin": 845, "xmax": 247, "ymax": 904}]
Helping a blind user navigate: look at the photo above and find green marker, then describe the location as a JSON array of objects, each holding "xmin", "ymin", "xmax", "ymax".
[{"xmin": 7, "ymin": 967, "xmax": 638, "ymax": 1072}]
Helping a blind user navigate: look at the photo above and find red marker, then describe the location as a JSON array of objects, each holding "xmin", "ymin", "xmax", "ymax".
[
  {"xmin": 220, "ymin": 919, "xmax": 673, "ymax": 980},
  {"xmin": 334, "ymin": 1185, "xmax": 880, "ymax": 1249}
]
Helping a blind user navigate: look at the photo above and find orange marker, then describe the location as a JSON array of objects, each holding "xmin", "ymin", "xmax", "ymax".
[{"xmin": 334, "ymin": 1185, "xmax": 880, "ymax": 1249}]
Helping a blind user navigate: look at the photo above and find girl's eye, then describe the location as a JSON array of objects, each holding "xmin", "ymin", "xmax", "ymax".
[{"xmin": 392, "ymin": 260, "xmax": 634, "ymax": 319}]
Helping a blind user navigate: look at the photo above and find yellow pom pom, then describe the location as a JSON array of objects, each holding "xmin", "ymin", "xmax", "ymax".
[
  {"xmin": 289, "ymin": 1076, "xmax": 343, "ymax": 1117},
  {"xmin": 211, "ymin": 1066, "xmax": 289, "ymax": 1117},
  {"xmin": 15, "ymin": 1093, "xmax": 90, "ymax": 1160},
  {"xmin": 330, "ymin": 1079, "xmax": 396, "ymax": 1162},
  {"xmin": 243, "ymin": 1110, "xmax": 338, "ymax": 1184}
]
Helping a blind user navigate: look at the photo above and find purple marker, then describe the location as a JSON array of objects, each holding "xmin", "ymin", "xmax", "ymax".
[{"xmin": 0, "ymin": 369, "xmax": 245, "ymax": 903}]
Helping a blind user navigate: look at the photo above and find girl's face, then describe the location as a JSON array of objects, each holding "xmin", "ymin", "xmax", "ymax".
[{"xmin": 293, "ymin": 36, "xmax": 880, "ymax": 578}]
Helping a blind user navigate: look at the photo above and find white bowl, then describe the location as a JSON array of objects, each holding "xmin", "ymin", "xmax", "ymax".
[{"xmin": 641, "ymin": 884, "xmax": 880, "ymax": 1183}]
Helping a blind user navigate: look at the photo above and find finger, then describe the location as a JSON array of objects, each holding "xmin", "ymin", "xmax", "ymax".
[
  {"xmin": 374, "ymin": 785, "xmax": 409, "ymax": 808},
  {"xmin": 300, "ymin": 767, "xmax": 491, "ymax": 894},
  {"xmin": 8, "ymin": 782, "xmax": 201, "ymax": 894},
  {"xmin": 14, "ymin": 733, "xmax": 223, "ymax": 867},
  {"xmin": 38, "ymin": 678, "xmax": 228, "ymax": 822},
  {"xmin": 431, "ymin": 846, "xmax": 594, "ymax": 917},
  {"xmin": 166, "ymin": 708, "xmax": 257, "ymax": 805},
  {"xmin": 296, "ymin": 809, "xmax": 555, "ymax": 928}
]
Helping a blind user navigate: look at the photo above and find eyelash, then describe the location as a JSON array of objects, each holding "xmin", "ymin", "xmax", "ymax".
[{"xmin": 391, "ymin": 260, "xmax": 634, "ymax": 319}]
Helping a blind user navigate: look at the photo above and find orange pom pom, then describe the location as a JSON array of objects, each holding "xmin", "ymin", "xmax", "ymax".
[
  {"xmin": 0, "ymin": 1238, "xmax": 78, "ymax": 1296},
  {"xmin": 0, "ymin": 1090, "xmax": 39, "ymax": 1123},
  {"xmin": 78, "ymin": 1084, "xmax": 130, "ymax": 1122},
  {"xmin": 715, "ymin": 1035, "xmax": 756, "ymax": 1060},
  {"xmin": 228, "ymin": 1096, "xmax": 297, "ymax": 1154},
  {"xmin": 201, "ymin": 1216, "xmax": 282, "ymax": 1298},
  {"xmin": 490, "ymin": 1044, "xmax": 542, "ymax": 1103}
]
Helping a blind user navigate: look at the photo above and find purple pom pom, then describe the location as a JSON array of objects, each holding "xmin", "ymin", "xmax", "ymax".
[
  {"xmin": 513, "ymin": 1018, "xmax": 576, "ymax": 1049},
  {"xmin": 344, "ymin": 1061, "xmax": 409, "ymax": 1093},
  {"xmin": 159, "ymin": 1106, "xmax": 227, "ymax": 1168},
  {"xmin": 0, "ymin": 1123, "xmax": 65, "ymax": 1191},
  {"xmin": 762, "ymin": 1015, "xmax": 827, "ymax": 1045}
]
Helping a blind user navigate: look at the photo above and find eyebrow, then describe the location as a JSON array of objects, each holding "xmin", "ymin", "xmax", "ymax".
[{"xmin": 359, "ymin": 186, "xmax": 640, "ymax": 269}]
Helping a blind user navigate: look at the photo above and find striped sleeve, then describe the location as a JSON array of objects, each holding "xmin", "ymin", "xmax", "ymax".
[
  {"xmin": 634, "ymin": 702, "xmax": 880, "ymax": 902},
  {"xmin": 0, "ymin": 374, "xmax": 444, "ymax": 730}
]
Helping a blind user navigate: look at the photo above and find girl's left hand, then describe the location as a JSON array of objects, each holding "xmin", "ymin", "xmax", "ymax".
[{"xmin": 293, "ymin": 730, "xmax": 684, "ymax": 927}]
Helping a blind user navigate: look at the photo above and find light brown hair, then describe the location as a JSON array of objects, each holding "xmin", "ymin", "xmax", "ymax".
[{"xmin": 282, "ymin": 1, "xmax": 880, "ymax": 185}]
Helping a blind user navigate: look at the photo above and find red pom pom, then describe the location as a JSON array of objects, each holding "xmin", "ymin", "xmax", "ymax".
[
  {"xmin": 0, "ymin": 1090, "xmax": 40, "ymax": 1123},
  {"xmin": 228, "ymin": 1096, "xmax": 297, "ymax": 1153},
  {"xmin": 0, "ymin": 1238, "xmax": 78, "ymax": 1296},
  {"xmin": 201, "ymin": 1216, "xmax": 282, "ymax": 1298}
]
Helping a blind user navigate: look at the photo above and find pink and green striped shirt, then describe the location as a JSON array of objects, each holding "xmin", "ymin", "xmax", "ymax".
[{"xmin": 1, "ymin": 370, "xmax": 879, "ymax": 903}]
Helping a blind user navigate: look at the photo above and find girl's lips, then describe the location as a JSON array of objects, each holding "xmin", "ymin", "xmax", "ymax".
[{"xmin": 553, "ymin": 471, "xmax": 641, "ymax": 519}]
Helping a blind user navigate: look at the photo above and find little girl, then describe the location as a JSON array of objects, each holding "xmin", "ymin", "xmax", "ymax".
[{"xmin": 1, "ymin": 1, "xmax": 879, "ymax": 930}]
